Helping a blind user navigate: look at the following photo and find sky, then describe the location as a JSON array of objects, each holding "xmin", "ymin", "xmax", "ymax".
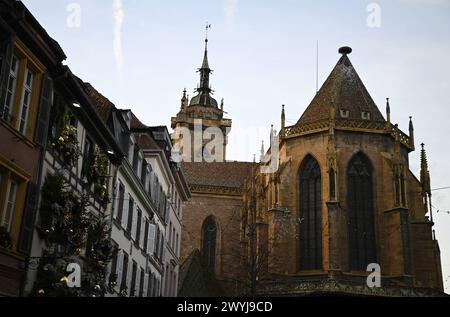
[{"xmin": 21, "ymin": 0, "xmax": 450, "ymax": 293}]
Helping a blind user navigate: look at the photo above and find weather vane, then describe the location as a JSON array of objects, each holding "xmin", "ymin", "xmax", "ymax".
[{"xmin": 205, "ymin": 22, "xmax": 211, "ymax": 41}]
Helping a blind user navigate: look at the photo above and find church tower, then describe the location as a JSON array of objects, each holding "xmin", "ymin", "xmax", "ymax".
[{"xmin": 171, "ymin": 29, "xmax": 231, "ymax": 162}]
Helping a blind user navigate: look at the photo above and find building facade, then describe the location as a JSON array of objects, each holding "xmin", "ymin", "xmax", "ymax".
[
  {"xmin": 133, "ymin": 125, "xmax": 190, "ymax": 297},
  {"xmin": 0, "ymin": 0, "xmax": 65, "ymax": 297},
  {"xmin": 176, "ymin": 44, "xmax": 445, "ymax": 296},
  {"xmin": 1, "ymin": 0, "xmax": 190, "ymax": 297}
]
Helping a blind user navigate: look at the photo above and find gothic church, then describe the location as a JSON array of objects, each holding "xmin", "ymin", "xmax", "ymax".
[{"xmin": 173, "ymin": 39, "xmax": 444, "ymax": 296}]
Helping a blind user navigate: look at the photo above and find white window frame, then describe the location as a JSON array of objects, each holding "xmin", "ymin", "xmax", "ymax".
[
  {"xmin": 340, "ymin": 109, "xmax": 349, "ymax": 118},
  {"xmin": 2, "ymin": 179, "xmax": 18, "ymax": 232},
  {"xmin": 18, "ymin": 67, "xmax": 34, "ymax": 134},
  {"xmin": 361, "ymin": 111, "xmax": 371, "ymax": 120},
  {"xmin": 3, "ymin": 55, "xmax": 19, "ymax": 121}
]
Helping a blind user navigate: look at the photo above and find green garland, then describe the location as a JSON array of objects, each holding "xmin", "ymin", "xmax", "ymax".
[
  {"xmin": 32, "ymin": 173, "xmax": 117, "ymax": 297},
  {"xmin": 88, "ymin": 148, "xmax": 110, "ymax": 207},
  {"xmin": 52, "ymin": 125, "xmax": 81, "ymax": 166}
]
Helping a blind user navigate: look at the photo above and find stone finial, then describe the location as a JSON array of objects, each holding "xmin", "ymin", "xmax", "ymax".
[{"xmin": 338, "ymin": 46, "xmax": 352, "ymax": 55}]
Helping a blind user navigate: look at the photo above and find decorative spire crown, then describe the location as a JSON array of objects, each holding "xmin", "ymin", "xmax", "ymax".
[
  {"xmin": 189, "ymin": 23, "xmax": 218, "ymax": 108},
  {"xmin": 420, "ymin": 143, "xmax": 431, "ymax": 194}
]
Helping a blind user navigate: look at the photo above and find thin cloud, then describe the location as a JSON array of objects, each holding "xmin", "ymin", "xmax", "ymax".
[
  {"xmin": 113, "ymin": 0, "xmax": 124, "ymax": 76},
  {"xmin": 224, "ymin": 0, "xmax": 238, "ymax": 24},
  {"xmin": 398, "ymin": 0, "xmax": 450, "ymax": 5}
]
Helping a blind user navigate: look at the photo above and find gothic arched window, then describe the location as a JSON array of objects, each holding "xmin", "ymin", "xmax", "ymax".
[
  {"xmin": 298, "ymin": 155, "xmax": 322, "ymax": 270},
  {"xmin": 202, "ymin": 216, "xmax": 217, "ymax": 271},
  {"xmin": 347, "ymin": 152, "xmax": 377, "ymax": 271}
]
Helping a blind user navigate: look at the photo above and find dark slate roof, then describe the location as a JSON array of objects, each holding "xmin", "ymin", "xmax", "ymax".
[
  {"xmin": 189, "ymin": 91, "xmax": 219, "ymax": 108},
  {"xmin": 297, "ymin": 53, "xmax": 385, "ymax": 126},
  {"xmin": 135, "ymin": 133, "xmax": 160, "ymax": 150},
  {"xmin": 181, "ymin": 161, "xmax": 253, "ymax": 188},
  {"xmin": 130, "ymin": 112, "xmax": 148, "ymax": 130},
  {"xmin": 82, "ymin": 82, "xmax": 115, "ymax": 123}
]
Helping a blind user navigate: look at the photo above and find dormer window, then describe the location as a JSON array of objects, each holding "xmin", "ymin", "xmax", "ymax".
[
  {"xmin": 361, "ymin": 111, "xmax": 371, "ymax": 120},
  {"xmin": 340, "ymin": 109, "xmax": 349, "ymax": 118}
]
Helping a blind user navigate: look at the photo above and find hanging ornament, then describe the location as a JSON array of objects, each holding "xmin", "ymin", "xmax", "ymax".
[{"xmin": 60, "ymin": 276, "xmax": 69, "ymax": 285}]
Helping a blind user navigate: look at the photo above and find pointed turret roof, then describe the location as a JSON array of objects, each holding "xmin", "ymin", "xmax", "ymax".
[
  {"xmin": 201, "ymin": 39, "xmax": 210, "ymax": 69},
  {"xmin": 296, "ymin": 47, "xmax": 385, "ymax": 126},
  {"xmin": 189, "ymin": 37, "xmax": 218, "ymax": 108}
]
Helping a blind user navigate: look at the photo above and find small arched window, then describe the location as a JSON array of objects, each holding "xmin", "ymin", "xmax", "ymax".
[
  {"xmin": 202, "ymin": 216, "xmax": 217, "ymax": 271},
  {"xmin": 298, "ymin": 155, "xmax": 323, "ymax": 270}
]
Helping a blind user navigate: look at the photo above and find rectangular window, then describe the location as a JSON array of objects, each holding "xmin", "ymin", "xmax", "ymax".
[
  {"xmin": 143, "ymin": 219, "xmax": 149, "ymax": 252},
  {"xmin": 130, "ymin": 261, "xmax": 137, "ymax": 297},
  {"xmin": 18, "ymin": 68, "xmax": 34, "ymax": 134},
  {"xmin": 81, "ymin": 137, "xmax": 94, "ymax": 177},
  {"xmin": 361, "ymin": 111, "xmax": 371, "ymax": 120},
  {"xmin": 154, "ymin": 226, "xmax": 160, "ymax": 258},
  {"xmin": 340, "ymin": 109, "xmax": 349, "ymax": 118},
  {"xmin": 2, "ymin": 55, "xmax": 19, "ymax": 122},
  {"xmin": 135, "ymin": 208, "xmax": 142, "ymax": 246},
  {"xmin": 176, "ymin": 233, "xmax": 179, "ymax": 255},
  {"xmin": 127, "ymin": 197, "xmax": 134, "ymax": 234},
  {"xmin": 139, "ymin": 268, "xmax": 144, "ymax": 297},
  {"xmin": 172, "ymin": 227, "xmax": 175, "ymax": 250},
  {"xmin": 132, "ymin": 147, "xmax": 139, "ymax": 174},
  {"xmin": 141, "ymin": 160, "xmax": 147, "ymax": 186},
  {"xmin": 120, "ymin": 252, "xmax": 129, "ymax": 292},
  {"xmin": 2, "ymin": 179, "xmax": 18, "ymax": 232},
  {"xmin": 116, "ymin": 182, "xmax": 125, "ymax": 222},
  {"xmin": 147, "ymin": 273, "xmax": 153, "ymax": 297}
]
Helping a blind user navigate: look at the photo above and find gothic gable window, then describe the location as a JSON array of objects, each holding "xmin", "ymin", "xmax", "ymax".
[
  {"xmin": 347, "ymin": 152, "xmax": 377, "ymax": 271},
  {"xmin": 298, "ymin": 155, "xmax": 322, "ymax": 270},
  {"xmin": 202, "ymin": 216, "xmax": 217, "ymax": 271}
]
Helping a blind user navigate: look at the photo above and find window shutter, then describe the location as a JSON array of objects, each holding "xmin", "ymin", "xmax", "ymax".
[
  {"xmin": 135, "ymin": 268, "xmax": 141, "ymax": 297},
  {"xmin": 151, "ymin": 274, "xmax": 156, "ymax": 297},
  {"xmin": 18, "ymin": 182, "xmax": 39, "ymax": 253},
  {"xmin": 126, "ymin": 258, "xmax": 133, "ymax": 293},
  {"xmin": 0, "ymin": 37, "xmax": 13, "ymax": 114},
  {"xmin": 147, "ymin": 224, "xmax": 156, "ymax": 255},
  {"xmin": 34, "ymin": 74, "xmax": 54, "ymax": 146},
  {"xmin": 143, "ymin": 273, "xmax": 149, "ymax": 297},
  {"xmin": 131, "ymin": 203, "xmax": 137, "ymax": 240},
  {"xmin": 165, "ymin": 197, "xmax": 169, "ymax": 223},
  {"xmin": 113, "ymin": 180, "xmax": 119, "ymax": 219},
  {"xmin": 159, "ymin": 233, "xmax": 165, "ymax": 260},
  {"xmin": 148, "ymin": 273, "xmax": 154, "ymax": 297},
  {"xmin": 121, "ymin": 193, "xmax": 129, "ymax": 228},
  {"xmin": 116, "ymin": 250, "xmax": 124, "ymax": 291},
  {"xmin": 139, "ymin": 215, "xmax": 145, "ymax": 248}
]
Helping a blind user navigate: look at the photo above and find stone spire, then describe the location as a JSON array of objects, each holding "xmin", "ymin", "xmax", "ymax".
[
  {"xmin": 420, "ymin": 143, "xmax": 431, "ymax": 195},
  {"xmin": 386, "ymin": 98, "xmax": 391, "ymax": 126},
  {"xmin": 281, "ymin": 105, "xmax": 286, "ymax": 130},
  {"xmin": 409, "ymin": 116, "xmax": 415, "ymax": 149},
  {"xmin": 189, "ymin": 27, "xmax": 218, "ymax": 108},
  {"xmin": 181, "ymin": 88, "xmax": 188, "ymax": 109}
]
